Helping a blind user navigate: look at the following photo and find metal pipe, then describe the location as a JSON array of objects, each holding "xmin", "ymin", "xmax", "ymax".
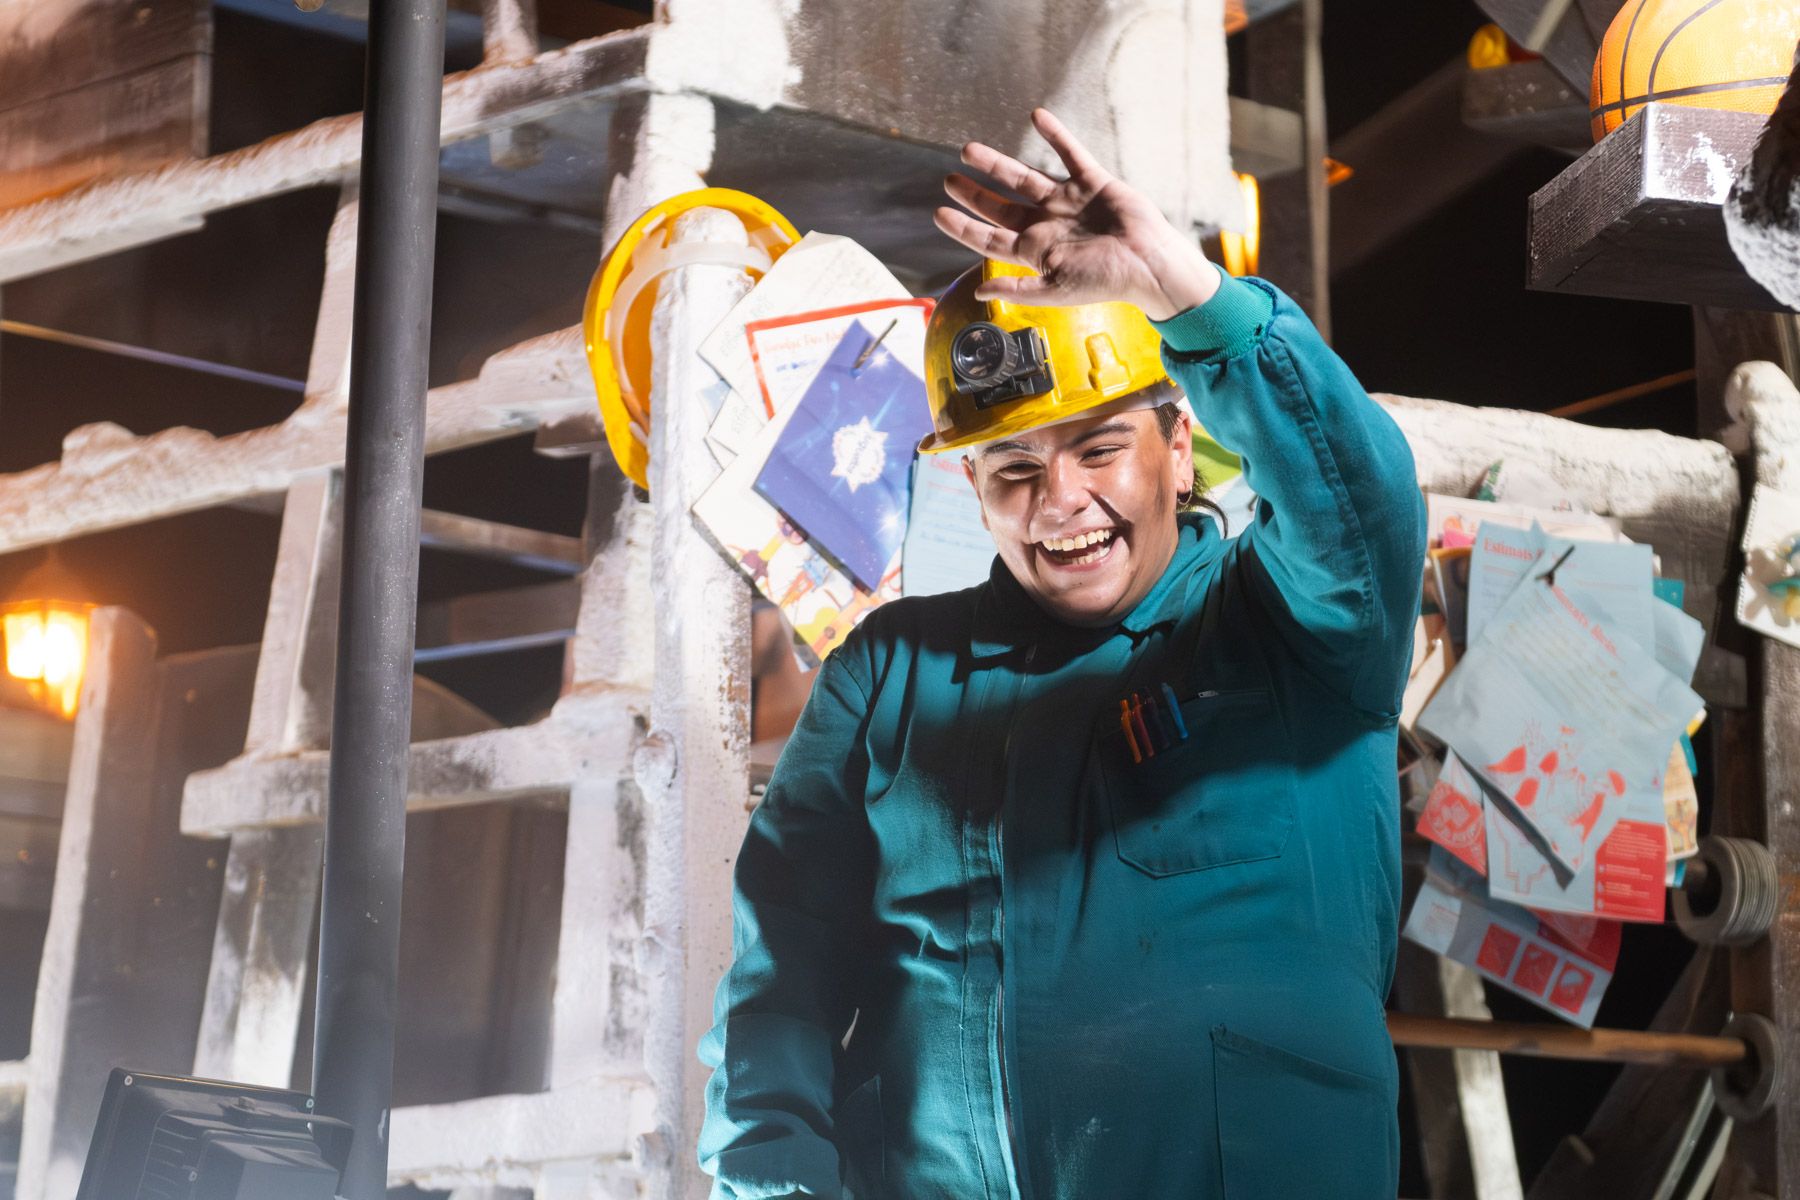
[
  {"xmin": 311, "ymin": 2, "xmax": 446, "ymax": 1197},
  {"xmin": 1388, "ymin": 1012, "xmax": 1749, "ymax": 1069},
  {"xmin": 0, "ymin": 319, "xmax": 306, "ymax": 392}
]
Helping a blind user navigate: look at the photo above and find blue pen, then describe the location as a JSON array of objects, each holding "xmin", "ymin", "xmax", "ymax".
[
  {"xmin": 1160, "ymin": 683, "xmax": 1188, "ymax": 741},
  {"xmin": 1142, "ymin": 691, "xmax": 1174, "ymax": 751}
]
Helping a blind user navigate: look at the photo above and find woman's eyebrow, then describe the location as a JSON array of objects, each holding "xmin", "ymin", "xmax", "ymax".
[
  {"xmin": 1072, "ymin": 420, "xmax": 1134, "ymax": 445},
  {"xmin": 979, "ymin": 420, "xmax": 1134, "ymax": 459},
  {"xmin": 978, "ymin": 439, "xmax": 1033, "ymax": 458}
]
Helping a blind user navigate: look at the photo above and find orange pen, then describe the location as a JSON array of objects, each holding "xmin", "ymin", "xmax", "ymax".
[{"xmin": 1119, "ymin": 699, "xmax": 1142, "ymax": 764}]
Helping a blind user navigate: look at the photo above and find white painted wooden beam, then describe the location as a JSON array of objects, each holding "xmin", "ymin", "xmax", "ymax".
[
  {"xmin": 18, "ymin": 621, "xmax": 257, "ymax": 1200},
  {"xmin": 386, "ymin": 1078, "xmax": 653, "ymax": 1192},
  {"xmin": 0, "ymin": 326, "xmax": 593, "ymax": 556},
  {"xmin": 180, "ymin": 695, "xmax": 642, "ymax": 837},
  {"xmin": 0, "ymin": 30, "xmax": 652, "ymax": 282},
  {"xmin": 624, "ymin": 96, "xmax": 755, "ymax": 1198}
]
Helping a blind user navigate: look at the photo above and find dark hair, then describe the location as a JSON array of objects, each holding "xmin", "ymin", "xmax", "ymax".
[{"xmin": 1152, "ymin": 400, "xmax": 1228, "ymax": 532}]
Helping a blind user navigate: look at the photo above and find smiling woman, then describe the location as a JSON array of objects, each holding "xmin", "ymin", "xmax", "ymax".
[
  {"xmin": 962, "ymin": 403, "xmax": 1191, "ymax": 628},
  {"xmin": 698, "ymin": 108, "xmax": 1427, "ymax": 1200}
]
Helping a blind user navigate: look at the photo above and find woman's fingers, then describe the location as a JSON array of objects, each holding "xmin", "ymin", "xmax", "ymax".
[
  {"xmin": 970, "ymin": 272, "xmax": 1067, "ymax": 306},
  {"xmin": 959, "ymin": 140, "xmax": 1060, "ymax": 205},
  {"xmin": 943, "ymin": 174, "xmax": 1035, "ymax": 232},
  {"xmin": 1031, "ymin": 108, "xmax": 1108, "ymax": 185},
  {"xmin": 933, "ymin": 206, "xmax": 1022, "ymax": 262}
]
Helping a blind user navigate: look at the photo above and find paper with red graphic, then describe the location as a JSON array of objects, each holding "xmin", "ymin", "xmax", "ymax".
[
  {"xmin": 1482, "ymin": 771, "xmax": 1670, "ymax": 922},
  {"xmin": 1418, "ymin": 580, "xmax": 1701, "ymax": 877},
  {"xmin": 1417, "ymin": 753, "xmax": 1487, "ymax": 874},
  {"xmin": 1404, "ymin": 849, "xmax": 1620, "ymax": 1028}
]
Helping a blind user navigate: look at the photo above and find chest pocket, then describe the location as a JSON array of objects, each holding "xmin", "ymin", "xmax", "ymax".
[{"xmin": 1097, "ymin": 687, "xmax": 1297, "ymax": 876}]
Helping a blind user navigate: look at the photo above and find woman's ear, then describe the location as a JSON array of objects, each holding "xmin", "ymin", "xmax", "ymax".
[{"xmin": 1166, "ymin": 407, "xmax": 1193, "ymax": 491}]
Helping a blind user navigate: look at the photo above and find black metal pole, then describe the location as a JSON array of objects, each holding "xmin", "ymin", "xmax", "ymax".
[{"xmin": 313, "ymin": 2, "xmax": 445, "ymax": 1197}]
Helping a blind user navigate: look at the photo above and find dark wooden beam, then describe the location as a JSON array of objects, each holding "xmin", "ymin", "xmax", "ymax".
[
  {"xmin": 1474, "ymin": 0, "xmax": 1624, "ymax": 94},
  {"xmin": 1330, "ymin": 58, "xmax": 1525, "ymax": 278},
  {"xmin": 418, "ymin": 509, "xmax": 584, "ymax": 574},
  {"xmin": 413, "ymin": 578, "xmax": 579, "ymax": 662},
  {"xmin": 1528, "ymin": 104, "xmax": 1782, "ymax": 310},
  {"xmin": 1462, "ymin": 58, "xmax": 1591, "ymax": 155}
]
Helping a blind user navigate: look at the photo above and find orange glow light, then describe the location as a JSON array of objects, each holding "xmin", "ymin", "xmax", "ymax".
[
  {"xmin": 3, "ymin": 601, "xmax": 90, "ymax": 719},
  {"xmin": 1219, "ymin": 173, "xmax": 1261, "ymax": 277}
]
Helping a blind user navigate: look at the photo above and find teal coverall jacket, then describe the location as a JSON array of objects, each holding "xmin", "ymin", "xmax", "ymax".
[{"xmin": 698, "ymin": 269, "xmax": 1427, "ymax": 1200}]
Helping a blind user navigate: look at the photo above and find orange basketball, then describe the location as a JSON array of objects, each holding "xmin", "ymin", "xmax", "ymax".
[{"xmin": 1590, "ymin": 0, "xmax": 1800, "ymax": 141}]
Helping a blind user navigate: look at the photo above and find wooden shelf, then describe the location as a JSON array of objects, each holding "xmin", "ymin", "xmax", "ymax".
[
  {"xmin": 1462, "ymin": 59, "xmax": 1589, "ymax": 155},
  {"xmin": 1527, "ymin": 103, "xmax": 1782, "ymax": 311}
]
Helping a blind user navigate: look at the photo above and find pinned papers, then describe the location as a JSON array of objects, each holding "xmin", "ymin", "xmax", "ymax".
[
  {"xmin": 1417, "ymin": 752, "xmax": 1486, "ymax": 875},
  {"xmin": 903, "ymin": 453, "xmax": 993, "ymax": 597},
  {"xmin": 1418, "ymin": 578, "xmax": 1701, "ymax": 916},
  {"xmin": 692, "ymin": 314, "xmax": 911, "ymax": 662},
  {"xmin": 753, "ymin": 322, "xmax": 934, "ymax": 591},
  {"xmin": 1426, "ymin": 493, "xmax": 1623, "ymax": 551},
  {"xmin": 1404, "ymin": 850, "xmax": 1619, "ymax": 1028},
  {"xmin": 1464, "ymin": 523, "xmax": 1654, "ymax": 651},
  {"xmin": 699, "ymin": 232, "xmax": 914, "ymax": 407}
]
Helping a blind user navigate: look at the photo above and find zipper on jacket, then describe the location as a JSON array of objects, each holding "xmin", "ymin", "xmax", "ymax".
[{"xmin": 993, "ymin": 642, "xmax": 1034, "ymax": 1199}]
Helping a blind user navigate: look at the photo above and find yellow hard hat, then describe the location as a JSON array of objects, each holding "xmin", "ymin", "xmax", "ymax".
[
  {"xmin": 583, "ymin": 188, "xmax": 801, "ymax": 490},
  {"xmin": 917, "ymin": 260, "xmax": 1171, "ymax": 454}
]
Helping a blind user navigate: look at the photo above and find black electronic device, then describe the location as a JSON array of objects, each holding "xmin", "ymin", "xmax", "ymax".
[
  {"xmin": 949, "ymin": 321, "xmax": 1054, "ymax": 408},
  {"xmin": 75, "ymin": 1069, "xmax": 352, "ymax": 1200}
]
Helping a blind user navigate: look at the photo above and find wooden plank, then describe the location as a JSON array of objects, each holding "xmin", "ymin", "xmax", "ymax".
[
  {"xmin": 0, "ymin": 816, "xmax": 56, "ymax": 911},
  {"xmin": 1331, "ymin": 57, "xmax": 1525, "ymax": 279},
  {"xmin": 543, "ymin": 450, "xmax": 655, "ymax": 1094},
  {"xmin": 0, "ymin": 56, "xmax": 208, "ymax": 210},
  {"xmin": 0, "ymin": 0, "xmax": 210, "ymax": 116},
  {"xmin": 1227, "ymin": 95, "xmax": 1303, "ymax": 178},
  {"xmin": 1527, "ymin": 948, "xmax": 1728, "ymax": 1199},
  {"xmin": 1461, "ymin": 59, "xmax": 1590, "ymax": 154},
  {"xmin": 187, "ymin": 191, "xmax": 355, "ymax": 1089},
  {"xmin": 179, "ymin": 695, "xmax": 642, "ymax": 837},
  {"xmin": 1528, "ymin": 104, "xmax": 1783, "ymax": 310},
  {"xmin": 14, "ymin": 616, "xmax": 254, "ymax": 1200},
  {"xmin": 386, "ymin": 1079, "xmax": 648, "ymax": 1191},
  {"xmin": 1473, "ymin": 0, "xmax": 1615, "ymax": 94},
  {"xmin": 0, "ymin": 27, "xmax": 652, "ymax": 282},
  {"xmin": 414, "ymin": 579, "xmax": 579, "ymax": 661},
  {"xmin": 418, "ymin": 510, "xmax": 584, "ymax": 573},
  {"xmin": 1733, "ymin": 361, "xmax": 1800, "ymax": 1196},
  {"xmin": 0, "ymin": 326, "xmax": 594, "ymax": 556},
  {"xmin": 625, "ymin": 97, "xmax": 755, "ymax": 1197}
]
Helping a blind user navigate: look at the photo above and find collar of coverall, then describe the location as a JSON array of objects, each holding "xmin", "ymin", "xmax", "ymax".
[{"xmin": 968, "ymin": 509, "xmax": 1211, "ymax": 661}]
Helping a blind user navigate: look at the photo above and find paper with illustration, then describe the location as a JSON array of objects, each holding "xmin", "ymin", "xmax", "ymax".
[
  {"xmin": 1418, "ymin": 578, "xmax": 1701, "ymax": 880},
  {"xmin": 752, "ymin": 323, "xmax": 934, "ymax": 592}
]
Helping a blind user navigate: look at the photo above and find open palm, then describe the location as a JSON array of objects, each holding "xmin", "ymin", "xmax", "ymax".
[{"xmin": 934, "ymin": 108, "xmax": 1215, "ymax": 319}]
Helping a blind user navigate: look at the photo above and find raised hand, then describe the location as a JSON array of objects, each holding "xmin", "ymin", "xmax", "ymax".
[{"xmin": 934, "ymin": 108, "xmax": 1219, "ymax": 321}]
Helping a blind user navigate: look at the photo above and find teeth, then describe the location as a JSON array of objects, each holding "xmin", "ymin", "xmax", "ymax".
[{"xmin": 1043, "ymin": 529, "xmax": 1114, "ymax": 553}]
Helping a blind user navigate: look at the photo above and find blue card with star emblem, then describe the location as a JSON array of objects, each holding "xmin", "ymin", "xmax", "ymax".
[{"xmin": 753, "ymin": 320, "xmax": 933, "ymax": 592}]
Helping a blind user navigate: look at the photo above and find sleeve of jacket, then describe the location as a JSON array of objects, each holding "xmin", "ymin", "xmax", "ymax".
[
  {"xmin": 1151, "ymin": 263, "xmax": 1426, "ymax": 719},
  {"xmin": 695, "ymin": 631, "xmax": 880, "ymax": 1200}
]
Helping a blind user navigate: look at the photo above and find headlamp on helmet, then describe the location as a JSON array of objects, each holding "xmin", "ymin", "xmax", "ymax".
[{"xmin": 949, "ymin": 321, "xmax": 1054, "ymax": 409}]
